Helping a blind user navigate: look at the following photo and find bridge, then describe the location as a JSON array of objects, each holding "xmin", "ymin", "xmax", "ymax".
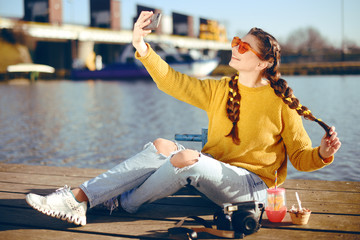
[
  {"xmin": 0, "ymin": 1, "xmax": 233, "ymax": 77},
  {"xmin": 0, "ymin": 17, "xmax": 231, "ymax": 79},
  {"xmin": 0, "ymin": 18, "xmax": 230, "ymax": 51}
]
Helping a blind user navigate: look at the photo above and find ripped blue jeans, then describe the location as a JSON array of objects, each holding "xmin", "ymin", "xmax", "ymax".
[{"xmin": 80, "ymin": 142, "xmax": 268, "ymax": 213}]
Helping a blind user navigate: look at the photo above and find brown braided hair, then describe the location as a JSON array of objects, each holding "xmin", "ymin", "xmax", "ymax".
[
  {"xmin": 225, "ymin": 28, "xmax": 331, "ymax": 144},
  {"xmin": 225, "ymin": 74, "xmax": 241, "ymax": 144}
]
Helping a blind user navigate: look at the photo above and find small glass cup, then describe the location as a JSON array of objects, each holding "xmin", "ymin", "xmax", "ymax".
[{"xmin": 265, "ymin": 188, "xmax": 287, "ymax": 222}]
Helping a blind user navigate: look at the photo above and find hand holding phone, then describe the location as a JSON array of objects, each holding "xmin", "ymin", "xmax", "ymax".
[{"xmin": 143, "ymin": 13, "xmax": 162, "ymax": 30}]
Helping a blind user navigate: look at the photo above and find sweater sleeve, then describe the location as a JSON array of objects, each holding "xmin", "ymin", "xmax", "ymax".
[
  {"xmin": 281, "ymin": 104, "xmax": 334, "ymax": 172},
  {"xmin": 135, "ymin": 43, "xmax": 216, "ymax": 111}
]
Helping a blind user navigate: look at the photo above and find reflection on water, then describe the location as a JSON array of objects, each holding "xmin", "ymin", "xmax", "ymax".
[
  {"xmin": 0, "ymin": 75, "xmax": 359, "ymax": 182},
  {"xmin": 0, "ymin": 80, "xmax": 207, "ymax": 169},
  {"xmin": 284, "ymin": 75, "xmax": 360, "ymax": 181}
]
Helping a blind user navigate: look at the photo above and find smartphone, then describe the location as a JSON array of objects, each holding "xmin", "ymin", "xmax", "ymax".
[{"xmin": 143, "ymin": 13, "xmax": 162, "ymax": 30}]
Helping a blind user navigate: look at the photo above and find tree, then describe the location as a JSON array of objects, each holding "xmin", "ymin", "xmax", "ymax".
[{"xmin": 283, "ymin": 27, "xmax": 330, "ymax": 54}]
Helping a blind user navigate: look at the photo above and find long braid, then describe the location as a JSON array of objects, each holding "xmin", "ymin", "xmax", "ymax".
[
  {"xmin": 225, "ymin": 73, "xmax": 241, "ymax": 144},
  {"xmin": 249, "ymin": 28, "xmax": 331, "ymax": 136}
]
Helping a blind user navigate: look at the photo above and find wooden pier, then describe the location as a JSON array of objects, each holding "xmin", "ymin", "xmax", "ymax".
[
  {"xmin": 0, "ymin": 163, "xmax": 359, "ymax": 239},
  {"xmin": 211, "ymin": 62, "xmax": 360, "ymax": 76}
]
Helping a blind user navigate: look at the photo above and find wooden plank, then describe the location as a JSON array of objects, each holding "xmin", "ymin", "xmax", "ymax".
[
  {"xmin": 1, "ymin": 182, "xmax": 359, "ymax": 217},
  {"xmin": 2, "ymin": 171, "xmax": 359, "ymax": 215},
  {"xmin": 285, "ymin": 189, "xmax": 360, "ymax": 204},
  {"xmin": 245, "ymin": 228, "xmax": 360, "ymax": 240},
  {"xmin": 2, "ymin": 163, "xmax": 359, "ymax": 192},
  {"xmin": 283, "ymin": 179, "xmax": 360, "ymax": 193},
  {"xmin": 1, "ymin": 224, "xmax": 358, "ymax": 240},
  {"xmin": 1, "ymin": 166, "xmax": 360, "ymax": 216},
  {"xmin": 262, "ymin": 214, "xmax": 360, "ymax": 233},
  {"xmin": 0, "ymin": 177, "xmax": 202, "ymax": 197},
  {"xmin": 286, "ymin": 201, "xmax": 359, "ymax": 215},
  {"xmin": 0, "ymin": 163, "xmax": 104, "ymax": 178},
  {"xmin": 0, "ymin": 182, "xmax": 65, "ymax": 195},
  {"xmin": 157, "ymin": 191, "xmax": 360, "ymax": 215},
  {"xmin": 0, "ymin": 171, "xmax": 90, "ymax": 188},
  {"xmin": 1, "ymin": 204, "xmax": 359, "ymax": 240},
  {"xmin": 1, "ymin": 189, "xmax": 359, "ymax": 235},
  {"xmin": 1, "ymin": 163, "xmax": 359, "ymax": 240},
  {"xmin": 0, "ymin": 193, "xmax": 360, "ymax": 234},
  {"xmin": 0, "ymin": 206, "xmax": 175, "ymax": 239},
  {"xmin": 0, "ymin": 191, "xmax": 215, "ymax": 220},
  {"xmin": 1, "ymin": 206, "xmax": 359, "ymax": 240},
  {"xmin": 1, "ymin": 199, "xmax": 360, "ymax": 239},
  {"xmin": 0, "ymin": 226, "xmax": 122, "ymax": 240},
  {"xmin": 1, "ymin": 220, "xmax": 359, "ymax": 240}
]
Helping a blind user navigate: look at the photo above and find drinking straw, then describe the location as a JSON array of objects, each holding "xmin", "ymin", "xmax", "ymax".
[
  {"xmin": 296, "ymin": 192, "xmax": 303, "ymax": 211},
  {"xmin": 275, "ymin": 170, "xmax": 277, "ymax": 189}
]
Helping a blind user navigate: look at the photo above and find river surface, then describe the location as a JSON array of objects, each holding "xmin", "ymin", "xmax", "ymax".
[{"xmin": 0, "ymin": 75, "xmax": 359, "ymax": 182}]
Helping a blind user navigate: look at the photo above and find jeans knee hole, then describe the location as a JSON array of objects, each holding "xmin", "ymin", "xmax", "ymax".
[{"xmin": 170, "ymin": 158, "xmax": 198, "ymax": 169}]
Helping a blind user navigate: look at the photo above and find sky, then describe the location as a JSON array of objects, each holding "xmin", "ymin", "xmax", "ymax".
[{"xmin": 0, "ymin": 0, "xmax": 359, "ymax": 48}]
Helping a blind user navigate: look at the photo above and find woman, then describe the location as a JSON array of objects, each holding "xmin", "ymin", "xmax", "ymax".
[{"xmin": 26, "ymin": 11, "xmax": 341, "ymax": 226}]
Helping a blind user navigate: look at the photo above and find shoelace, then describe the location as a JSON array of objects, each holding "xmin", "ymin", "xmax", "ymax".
[
  {"xmin": 103, "ymin": 196, "xmax": 119, "ymax": 215},
  {"xmin": 53, "ymin": 185, "xmax": 71, "ymax": 196}
]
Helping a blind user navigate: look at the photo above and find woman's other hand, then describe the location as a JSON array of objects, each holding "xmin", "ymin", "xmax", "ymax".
[
  {"xmin": 132, "ymin": 11, "xmax": 153, "ymax": 57},
  {"xmin": 319, "ymin": 126, "xmax": 341, "ymax": 160}
]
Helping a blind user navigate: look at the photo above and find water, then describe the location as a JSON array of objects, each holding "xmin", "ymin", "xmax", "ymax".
[{"xmin": 0, "ymin": 75, "xmax": 359, "ymax": 182}]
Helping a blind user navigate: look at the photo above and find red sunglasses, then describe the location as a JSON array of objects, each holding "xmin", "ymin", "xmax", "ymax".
[{"xmin": 231, "ymin": 36, "xmax": 263, "ymax": 60}]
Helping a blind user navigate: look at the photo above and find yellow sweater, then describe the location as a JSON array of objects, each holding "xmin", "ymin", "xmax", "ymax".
[{"xmin": 136, "ymin": 44, "xmax": 333, "ymax": 188}]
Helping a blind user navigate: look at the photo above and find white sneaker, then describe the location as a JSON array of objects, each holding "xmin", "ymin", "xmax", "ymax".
[
  {"xmin": 26, "ymin": 185, "xmax": 87, "ymax": 226},
  {"xmin": 103, "ymin": 196, "xmax": 120, "ymax": 215},
  {"xmin": 93, "ymin": 195, "xmax": 121, "ymax": 215}
]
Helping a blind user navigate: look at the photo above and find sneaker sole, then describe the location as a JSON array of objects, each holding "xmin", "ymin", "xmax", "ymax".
[{"xmin": 26, "ymin": 194, "xmax": 86, "ymax": 226}]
